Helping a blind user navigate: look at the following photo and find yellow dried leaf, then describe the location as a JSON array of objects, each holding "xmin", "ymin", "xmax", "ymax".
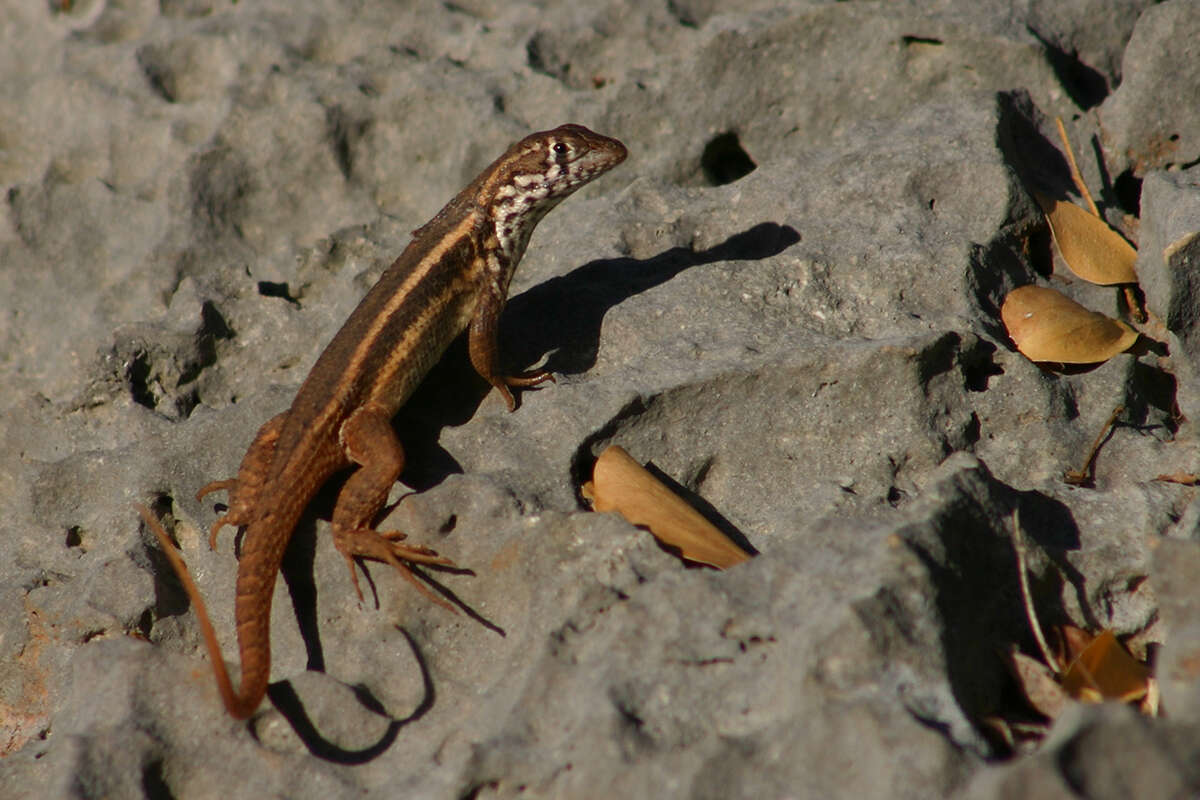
[
  {"xmin": 1054, "ymin": 623, "xmax": 1095, "ymax": 665},
  {"xmin": 586, "ymin": 445, "xmax": 752, "ymax": 569},
  {"xmin": 1058, "ymin": 629, "xmax": 1150, "ymax": 704},
  {"xmin": 1155, "ymin": 472, "xmax": 1200, "ymax": 486},
  {"xmin": 1035, "ymin": 193, "xmax": 1138, "ymax": 285},
  {"xmin": 1001, "ymin": 285, "xmax": 1138, "ymax": 364}
]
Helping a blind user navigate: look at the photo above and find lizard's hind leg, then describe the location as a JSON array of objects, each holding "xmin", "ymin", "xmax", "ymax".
[
  {"xmin": 196, "ymin": 412, "xmax": 286, "ymax": 550},
  {"xmin": 331, "ymin": 403, "xmax": 456, "ymax": 610}
]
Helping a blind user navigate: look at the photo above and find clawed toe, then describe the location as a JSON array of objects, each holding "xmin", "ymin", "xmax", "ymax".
[
  {"xmin": 196, "ymin": 478, "xmax": 237, "ymax": 503},
  {"xmin": 373, "ymin": 530, "xmax": 453, "ymax": 565},
  {"xmin": 334, "ymin": 526, "xmax": 458, "ymax": 610},
  {"xmin": 400, "ymin": 545, "xmax": 454, "ymax": 566}
]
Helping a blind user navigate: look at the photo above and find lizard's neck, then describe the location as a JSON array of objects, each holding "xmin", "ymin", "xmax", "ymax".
[{"xmin": 484, "ymin": 191, "xmax": 563, "ymax": 297}]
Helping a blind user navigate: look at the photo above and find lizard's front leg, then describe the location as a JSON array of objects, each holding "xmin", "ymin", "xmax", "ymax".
[
  {"xmin": 331, "ymin": 402, "xmax": 456, "ymax": 609},
  {"xmin": 468, "ymin": 283, "xmax": 554, "ymax": 412}
]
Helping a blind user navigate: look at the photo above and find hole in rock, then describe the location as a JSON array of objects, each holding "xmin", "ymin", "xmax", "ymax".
[
  {"xmin": 1112, "ymin": 170, "xmax": 1142, "ymax": 218},
  {"xmin": 257, "ymin": 281, "xmax": 299, "ymax": 305},
  {"xmin": 701, "ymin": 132, "xmax": 756, "ymax": 186}
]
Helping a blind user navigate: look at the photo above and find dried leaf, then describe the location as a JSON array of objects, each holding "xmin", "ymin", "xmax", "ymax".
[
  {"xmin": 1035, "ymin": 192, "xmax": 1138, "ymax": 285},
  {"xmin": 1058, "ymin": 629, "xmax": 1151, "ymax": 704},
  {"xmin": 1008, "ymin": 514, "xmax": 1157, "ymax": 725},
  {"xmin": 1001, "ymin": 285, "xmax": 1138, "ymax": 364},
  {"xmin": 1002, "ymin": 646, "xmax": 1069, "ymax": 720},
  {"xmin": 1054, "ymin": 624, "xmax": 1096, "ymax": 665},
  {"xmin": 586, "ymin": 445, "xmax": 752, "ymax": 569},
  {"xmin": 1155, "ymin": 472, "xmax": 1200, "ymax": 486}
]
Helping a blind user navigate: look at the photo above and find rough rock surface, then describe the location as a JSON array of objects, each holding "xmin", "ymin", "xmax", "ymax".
[{"xmin": 2, "ymin": 1, "xmax": 1199, "ymax": 798}]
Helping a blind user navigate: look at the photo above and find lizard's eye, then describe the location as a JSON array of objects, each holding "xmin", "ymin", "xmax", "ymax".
[{"xmin": 552, "ymin": 142, "xmax": 570, "ymax": 157}]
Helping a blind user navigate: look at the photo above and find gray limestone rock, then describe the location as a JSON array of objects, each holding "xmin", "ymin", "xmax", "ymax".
[
  {"xmin": 2, "ymin": 1, "xmax": 1199, "ymax": 798},
  {"xmin": 1137, "ymin": 170, "xmax": 1200, "ymax": 420},
  {"xmin": 1099, "ymin": 0, "xmax": 1200, "ymax": 176}
]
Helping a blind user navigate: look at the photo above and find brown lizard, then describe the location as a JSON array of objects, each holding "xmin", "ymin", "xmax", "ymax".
[{"xmin": 139, "ymin": 124, "xmax": 627, "ymax": 718}]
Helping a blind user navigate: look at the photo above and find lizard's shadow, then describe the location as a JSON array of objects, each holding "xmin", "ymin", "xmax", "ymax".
[
  {"xmin": 397, "ymin": 221, "xmax": 801, "ymax": 489},
  {"xmin": 265, "ymin": 626, "xmax": 435, "ymax": 763}
]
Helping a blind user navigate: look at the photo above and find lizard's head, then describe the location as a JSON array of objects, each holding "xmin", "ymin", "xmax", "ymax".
[
  {"xmin": 493, "ymin": 123, "xmax": 627, "ymax": 204},
  {"xmin": 482, "ymin": 124, "xmax": 627, "ymax": 259}
]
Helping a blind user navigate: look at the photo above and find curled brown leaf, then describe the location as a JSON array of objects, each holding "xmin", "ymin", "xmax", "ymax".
[
  {"xmin": 1035, "ymin": 192, "xmax": 1138, "ymax": 286},
  {"xmin": 1001, "ymin": 285, "xmax": 1137, "ymax": 364},
  {"xmin": 584, "ymin": 445, "xmax": 752, "ymax": 569},
  {"xmin": 1057, "ymin": 628, "xmax": 1151, "ymax": 705}
]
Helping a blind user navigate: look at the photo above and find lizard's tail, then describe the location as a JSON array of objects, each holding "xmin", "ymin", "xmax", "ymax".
[{"xmin": 136, "ymin": 504, "xmax": 263, "ymax": 719}]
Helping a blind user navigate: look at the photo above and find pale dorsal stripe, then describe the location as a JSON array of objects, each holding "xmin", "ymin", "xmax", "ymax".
[{"xmin": 309, "ymin": 211, "xmax": 482, "ymax": 438}]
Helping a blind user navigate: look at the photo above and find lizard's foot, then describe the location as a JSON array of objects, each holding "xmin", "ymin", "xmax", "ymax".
[
  {"xmin": 196, "ymin": 478, "xmax": 237, "ymax": 502},
  {"xmin": 195, "ymin": 481, "xmax": 253, "ymax": 551},
  {"xmin": 333, "ymin": 527, "xmax": 456, "ymax": 610},
  {"xmin": 492, "ymin": 370, "xmax": 555, "ymax": 411},
  {"xmin": 195, "ymin": 480, "xmax": 247, "ymax": 550}
]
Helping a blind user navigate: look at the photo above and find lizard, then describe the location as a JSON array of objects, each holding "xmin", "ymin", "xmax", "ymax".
[{"xmin": 138, "ymin": 123, "xmax": 627, "ymax": 719}]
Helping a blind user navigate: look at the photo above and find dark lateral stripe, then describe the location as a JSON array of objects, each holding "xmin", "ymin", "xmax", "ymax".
[
  {"xmin": 364, "ymin": 233, "xmax": 482, "ymax": 410},
  {"xmin": 293, "ymin": 212, "xmax": 483, "ymax": 445}
]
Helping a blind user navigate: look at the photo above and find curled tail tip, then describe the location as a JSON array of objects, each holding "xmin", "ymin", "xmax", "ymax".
[
  {"xmin": 135, "ymin": 502, "xmax": 174, "ymax": 549},
  {"xmin": 135, "ymin": 501, "xmax": 264, "ymax": 718}
]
